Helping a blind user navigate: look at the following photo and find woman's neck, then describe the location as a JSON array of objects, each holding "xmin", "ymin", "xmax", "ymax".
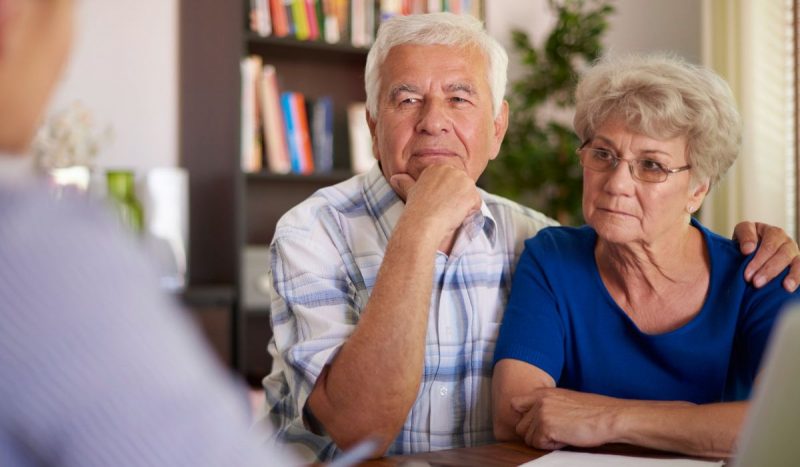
[{"xmin": 594, "ymin": 222, "xmax": 711, "ymax": 333}]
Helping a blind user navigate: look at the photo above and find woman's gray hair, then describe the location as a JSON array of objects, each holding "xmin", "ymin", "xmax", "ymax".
[
  {"xmin": 573, "ymin": 53, "xmax": 741, "ymax": 188},
  {"xmin": 365, "ymin": 12, "xmax": 508, "ymax": 118}
]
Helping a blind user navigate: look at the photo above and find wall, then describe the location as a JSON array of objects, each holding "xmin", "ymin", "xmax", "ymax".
[
  {"xmin": 484, "ymin": 0, "xmax": 703, "ymax": 157},
  {"xmin": 46, "ymin": 0, "xmax": 699, "ymax": 173},
  {"xmin": 486, "ymin": 0, "xmax": 702, "ymax": 82},
  {"xmin": 47, "ymin": 0, "xmax": 179, "ymax": 172}
]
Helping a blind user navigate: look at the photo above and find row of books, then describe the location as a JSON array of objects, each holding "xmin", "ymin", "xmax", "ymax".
[
  {"xmin": 249, "ymin": 0, "xmax": 484, "ymax": 47},
  {"xmin": 240, "ymin": 55, "xmax": 374, "ymax": 175}
]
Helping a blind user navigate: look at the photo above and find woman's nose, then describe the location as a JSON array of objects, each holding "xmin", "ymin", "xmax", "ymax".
[{"xmin": 603, "ymin": 158, "xmax": 637, "ymax": 193}]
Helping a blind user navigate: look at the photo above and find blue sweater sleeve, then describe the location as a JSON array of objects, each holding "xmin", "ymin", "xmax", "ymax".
[{"xmin": 494, "ymin": 229, "xmax": 566, "ymax": 381}]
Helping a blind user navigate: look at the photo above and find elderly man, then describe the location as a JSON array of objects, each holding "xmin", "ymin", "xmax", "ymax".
[{"xmin": 263, "ymin": 12, "xmax": 800, "ymax": 461}]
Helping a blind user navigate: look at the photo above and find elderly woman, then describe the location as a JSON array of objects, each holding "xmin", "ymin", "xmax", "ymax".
[{"xmin": 492, "ymin": 54, "xmax": 800, "ymax": 458}]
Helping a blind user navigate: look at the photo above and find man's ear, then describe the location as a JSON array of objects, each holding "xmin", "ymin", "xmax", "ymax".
[
  {"xmin": 366, "ymin": 109, "xmax": 379, "ymax": 161},
  {"xmin": 488, "ymin": 100, "xmax": 509, "ymax": 161}
]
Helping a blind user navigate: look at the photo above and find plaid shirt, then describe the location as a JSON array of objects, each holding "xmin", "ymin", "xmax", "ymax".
[{"xmin": 263, "ymin": 165, "xmax": 556, "ymax": 461}]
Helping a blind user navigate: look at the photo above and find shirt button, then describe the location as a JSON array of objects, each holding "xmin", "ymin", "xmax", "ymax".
[{"xmin": 439, "ymin": 386, "xmax": 448, "ymax": 397}]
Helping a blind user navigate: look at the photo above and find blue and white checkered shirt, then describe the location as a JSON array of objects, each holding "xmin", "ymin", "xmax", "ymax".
[{"xmin": 263, "ymin": 165, "xmax": 556, "ymax": 461}]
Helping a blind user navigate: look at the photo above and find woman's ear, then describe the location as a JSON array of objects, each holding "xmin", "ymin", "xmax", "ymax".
[{"xmin": 688, "ymin": 178, "xmax": 710, "ymax": 213}]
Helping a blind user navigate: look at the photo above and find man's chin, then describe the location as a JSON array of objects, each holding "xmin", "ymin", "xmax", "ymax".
[{"xmin": 408, "ymin": 158, "xmax": 466, "ymax": 178}]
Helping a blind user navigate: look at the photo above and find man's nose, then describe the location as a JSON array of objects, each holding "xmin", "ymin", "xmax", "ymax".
[{"xmin": 415, "ymin": 99, "xmax": 451, "ymax": 134}]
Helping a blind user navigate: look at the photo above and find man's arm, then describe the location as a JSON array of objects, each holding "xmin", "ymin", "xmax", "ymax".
[
  {"xmin": 307, "ymin": 165, "xmax": 482, "ymax": 456},
  {"xmin": 733, "ymin": 221, "xmax": 800, "ymax": 291}
]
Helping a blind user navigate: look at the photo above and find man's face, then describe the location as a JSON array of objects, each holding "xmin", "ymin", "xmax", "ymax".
[{"xmin": 367, "ymin": 44, "xmax": 508, "ymax": 185}]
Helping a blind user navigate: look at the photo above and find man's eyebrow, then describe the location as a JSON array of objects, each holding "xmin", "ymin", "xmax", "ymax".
[
  {"xmin": 388, "ymin": 84, "xmax": 418, "ymax": 101},
  {"xmin": 445, "ymin": 82, "xmax": 477, "ymax": 94}
]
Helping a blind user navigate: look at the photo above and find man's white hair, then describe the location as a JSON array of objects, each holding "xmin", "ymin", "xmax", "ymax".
[{"xmin": 365, "ymin": 12, "xmax": 508, "ymax": 118}]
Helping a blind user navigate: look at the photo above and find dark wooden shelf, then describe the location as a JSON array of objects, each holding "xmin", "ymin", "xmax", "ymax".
[
  {"xmin": 244, "ymin": 170, "xmax": 353, "ymax": 184},
  {"xmin": 245, "ymin": 33, "xmax": 369, "ymax": 56},
  {"xmin": 181, "ymin": 284, "xmax": 236, "ymax": 308}
]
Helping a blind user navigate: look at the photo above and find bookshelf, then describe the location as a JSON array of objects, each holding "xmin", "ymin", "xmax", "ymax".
[
  {"xmin": 237, "ymin": 8, "xmax": 372, "ymax": 383},
  {"xmin": 180, "ymin": 0, "xmax": 484, "ymax": 385}
]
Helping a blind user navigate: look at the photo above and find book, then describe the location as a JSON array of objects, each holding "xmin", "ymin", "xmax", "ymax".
[
  {"xmin": 333, "ymin": 0, "xmax": 350, "ymax": 44},
  {"xmin": 240, "ymin": 56, "xmax": 264, "ymax": 173},
  {"xmin": 351, "ymin": 0, "xmax": 376, "ymax": 47},
  {"xmin": 291, "ymin": 0, "xmax": 311, "ymax": 40},
  {"xmin": 305, "ymin": 0, "xmax": 320, "ymax": 40},
  {"xmin": 282, "ymin": 0, "xmax": 296, "ymax": 37},
  {"xmin": 351, "ymin": 0, "xmax": 366, "ymax": 47},
  {"xmin": 427, "ymin": 0, "xmax": 442, "ymax": 13},
  {"xmin": 251, "ymin": 0, "xmax": 272, "ymax": 36},
  {"xmin": 270, "ymin": 0, "xmax": 290, "ymax": 36},
  {"xmin": 347, "ymin": 102, "xmax": 375, "ymax": 173},
  {"xmin": 281, "ymin": 92, "xmax": 315, "ymax": 174},
  {"xmin": 260, "ymin": 65, "xmax": 291, "ymax": 174},
  {"xmin": 311, "ymin": 96, "xmax": 334, "ymax": 172},
  {"xmin": 380, "ymin": 0, "xmax": 403, "ymax": 24},
  {"xmin": 292, "ymin": 92, "xmax": 315, "ymax": 174},
  {"xmin": 322, "ymin": 0, "xmax": 341, "ymax": 43}
]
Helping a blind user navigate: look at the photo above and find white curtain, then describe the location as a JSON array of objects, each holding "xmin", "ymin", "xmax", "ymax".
[{"xmin": 700, "ymin": 0, "xmax": 796, "ymax": 238}]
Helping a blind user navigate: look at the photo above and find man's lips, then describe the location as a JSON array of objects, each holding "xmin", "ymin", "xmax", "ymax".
[{"xmin": 411, "ymin": 149, "xmax": 459, "ymax": 158}]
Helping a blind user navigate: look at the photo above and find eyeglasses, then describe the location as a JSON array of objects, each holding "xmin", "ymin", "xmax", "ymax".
[{"xmin": 576, "ymin": 145, "xmax": 691, "ymax": 183}]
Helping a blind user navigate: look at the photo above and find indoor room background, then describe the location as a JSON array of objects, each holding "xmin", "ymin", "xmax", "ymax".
[{"xmin": 43, "ymin": 0, "xmax": 797, "ymax": 382}]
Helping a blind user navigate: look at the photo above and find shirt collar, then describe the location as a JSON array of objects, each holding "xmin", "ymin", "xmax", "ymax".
[{"xmin": 362, "ymin": 164, "xmax": 498, "ymax": 249}]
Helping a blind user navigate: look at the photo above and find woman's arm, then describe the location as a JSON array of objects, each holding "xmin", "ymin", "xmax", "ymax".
[
  {"xmin": 492, "ymin": 359, "xmax": 555, "ymax": 442},
  {"xmin": 512, "ymin": 387, "xmax": 747, "ymax": 458}
]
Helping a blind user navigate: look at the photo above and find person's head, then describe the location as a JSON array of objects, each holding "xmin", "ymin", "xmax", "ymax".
[
  {"xmin": 365, "ymin": 12, "xmax": 508, "ymax": 119},
  {"xmin": 0, "ymin": 0, "xmax": 74, "ymax": 154},
  {"xmin": 364, "ymin": 12, "xmax": 510, "ymax": 184},
  {"xmin": 573, "ymin": 53, "xmax": 741, "ymax": 243}
]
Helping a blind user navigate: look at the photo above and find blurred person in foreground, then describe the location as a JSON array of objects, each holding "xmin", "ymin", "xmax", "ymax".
[
  {"xmin": 263, "ymin": 13, "xmax": 800, "ymax": 462},
  {"xmin": 0, "ymin": 1, "xmax": 299, "ymax": 465},
  {"xmin": 493, "ymin": 53, "xmax": 800, "ymax": 458}
]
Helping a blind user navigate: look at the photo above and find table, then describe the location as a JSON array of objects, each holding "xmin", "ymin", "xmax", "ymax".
[
  {"xmin": 357, "ymin": 442, "xmax": 548, "ymax": 466},
  {"xmin": 357, "ymin": 442, "xmax": 725, "ymax": 466}
]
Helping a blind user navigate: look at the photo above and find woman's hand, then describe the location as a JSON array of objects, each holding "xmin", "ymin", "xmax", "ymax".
[{"xmin": 511, "ymin": 388, "xmax": 623, "ymax": 450}]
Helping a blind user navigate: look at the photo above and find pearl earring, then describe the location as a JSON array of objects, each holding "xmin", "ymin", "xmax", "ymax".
[{"xmin": 687, "ymin": 205, "xmax": 696, "ymax": 214}]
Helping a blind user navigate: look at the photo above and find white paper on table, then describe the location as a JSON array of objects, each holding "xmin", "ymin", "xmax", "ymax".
[{"xmin": 519, "ymin": 450, "xmax": 724, "ymax": 467}]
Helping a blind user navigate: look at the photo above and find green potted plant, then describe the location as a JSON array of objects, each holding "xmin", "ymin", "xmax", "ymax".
[{"xmin": 485, "ymin": 0, "xmax": 614, "ymax": 225}]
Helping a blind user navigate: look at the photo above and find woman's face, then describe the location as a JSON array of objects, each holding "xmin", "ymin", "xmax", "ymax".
[
  {"xmin": 0, "ymin": 0, "xmax": 74, "ymax": 153},
  {"xmin": 581, "ymin": 117, "xmax": 708, "ymax": 246}
]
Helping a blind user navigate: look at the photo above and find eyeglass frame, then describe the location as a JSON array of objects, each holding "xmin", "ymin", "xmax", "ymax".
[{"xmin": 576, "ymin": 141, "xmax": 692, "ymax": 183}]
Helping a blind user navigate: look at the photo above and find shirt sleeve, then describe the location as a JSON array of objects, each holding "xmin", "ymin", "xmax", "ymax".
[
  {"xmin": 268, "ymin": 212, "xmax": 363, "ymax": 415},
  {"xmin": 0, "ymin": 191, "xmax": 302, "ymax": 467},
  {"xmin": 493, "ymin": 236, "xmax": 566, "ymax": 382},
  {"xmin": 737, "ymin": 268, "xmax": 800, "ymax": 382}
]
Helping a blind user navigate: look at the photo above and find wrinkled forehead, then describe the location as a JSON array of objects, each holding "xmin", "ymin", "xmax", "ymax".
[{"xmin": 380, "ymin": 43, "xmax": 488, "ymax": 87}]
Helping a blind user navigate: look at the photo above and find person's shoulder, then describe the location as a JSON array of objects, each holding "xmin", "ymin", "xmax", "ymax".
[
  {"xmin": 274, "ymin": 173, "xmax": 369, "ymax": 238},
  {"xmin": 0, "ymin": 183, "xmax": 124, "ymax": 252},
  {"xmin": 525, "ymin": 224, "xmax": 595, "ymax": 252},
  {"xmin": 0, "ymin": 183, "xmax": 161, "ymax": 320},
  {"xmin": 692, "ymin": 218, "xmax": 743, "ymax": 260},
  {"xmin": 481, "ymin": 190, "xmax": 558, "ymax": 232}
]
